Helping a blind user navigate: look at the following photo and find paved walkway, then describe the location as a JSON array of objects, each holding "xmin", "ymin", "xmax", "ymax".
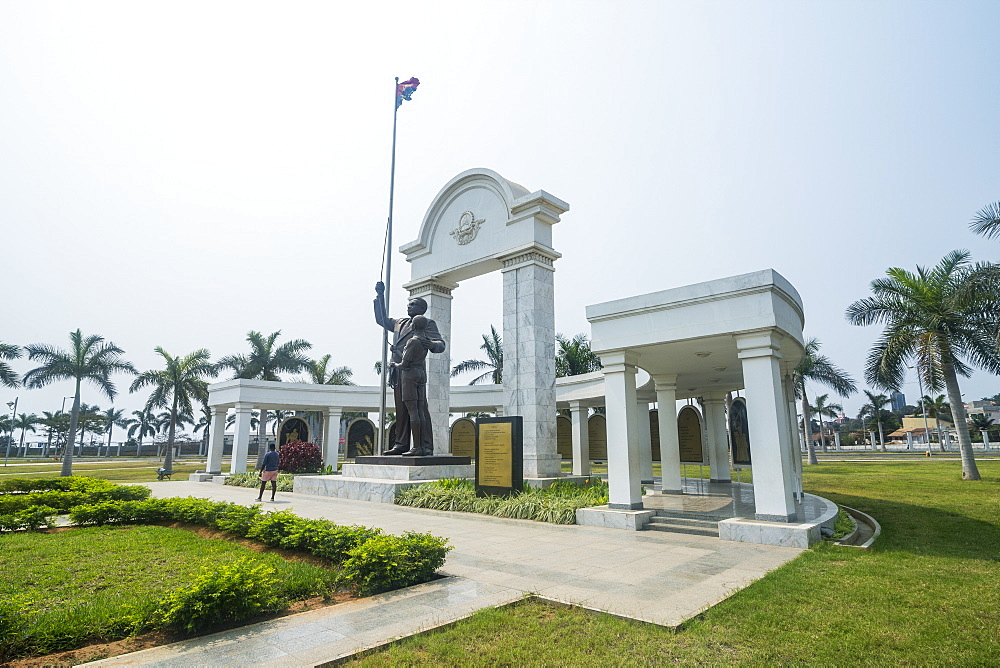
[{"xmin": 86, "ymin": 481, "xmax": 803, "ymax": 666}]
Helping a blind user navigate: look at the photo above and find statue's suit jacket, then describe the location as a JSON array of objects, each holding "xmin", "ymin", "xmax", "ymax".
[{"xmin": 373, "ymin": 296, "xmax": 446, "ymax": 366}]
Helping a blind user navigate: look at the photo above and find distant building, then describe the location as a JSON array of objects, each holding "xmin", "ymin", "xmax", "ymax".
[{"xmin": 890, "ymin": 391, "xmax": 906, "ymax": 413}]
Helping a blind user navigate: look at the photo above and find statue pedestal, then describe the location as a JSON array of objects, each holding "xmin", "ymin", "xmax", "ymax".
[
  {"xmin": 293, "ymin": 456, "xmax": 475, "ymax": 504},
  {"xmin": 356, "ymin": 455, "xmax": 471, "ymax": 467}
]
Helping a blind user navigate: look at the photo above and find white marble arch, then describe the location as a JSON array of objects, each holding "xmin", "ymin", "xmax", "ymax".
[
  {"xmin": 586, "ymin": 269, "xmax": 807, "ymax": 523},
  {"xmin": 399, "ymin": 168, "xmax": 570, "ymax": 480}
]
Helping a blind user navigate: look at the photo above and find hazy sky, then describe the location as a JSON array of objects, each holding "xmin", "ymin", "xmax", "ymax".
[{"xmin": 2, "ymin": 1, "xmax": 998, "ymax": 437}]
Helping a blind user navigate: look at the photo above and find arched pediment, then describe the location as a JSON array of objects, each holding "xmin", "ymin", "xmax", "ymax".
[{"xmin": 400, "ymin": 168, "xmax": 568, "ymax": 284}]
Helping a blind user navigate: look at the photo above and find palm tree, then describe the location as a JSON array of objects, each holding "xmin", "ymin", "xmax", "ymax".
[
  {"xmin": 859, "ymin": 391, "xmax": 890, "ymax": 451},
  {"xmin": 452, "ymin": 326, "xmax": 503, "ymax": 385},
  {"xmin": 555, "ymin": 333, "xmax": 603, "ymax": 377},
  {"xmin": 39, "ymin": 410, "xmax": 69, "ymax": 457},
  {"xmin": 792, "ymin": 338, "xmax": 858, "ymax": 465},
  {"xmin": 126, "ymin": 408, "xmax": 158, "ymax": 457},
  {"xmin": 918, "ymin": 394, "xmax": 952, "ymax": 452},
  {"xmin": 970, "ymin": 201, "xmax": 1000, "ymax": 240},
  {"xmin": 809, "ymin": 394, "xmax": 843, "ymax": 452},
  {"xmin": 305, "ymin": 355, "xmax": 355, "ymax": 385},
  {"xmin": 301, "ymin": 355, "xmax": 355, "ymax": 451},
  {"xmin": 0, "ymin": 341, "xmax": 21, "ymax": 389},
  {"xmin": 846, "ymin": 250, "xmax": 1000, "ymax": 480},
  {"xmin": 101, "ymin": 407, "xmax": 127, "ymax": 456},
  {"xmin": 75, "ymin": 403, "xmax": 104, "ymax": 453},
  {"xmin": 217, "ymin": 330, "xmax": 311, "ymax": 458},
  {"xmin": 22, "ymin": 330, "xmax": 135, "ymax": 476},
  {"xmin": 12, "ymin": 413, "xmax": 40, "ymax": 456},
  {"xmin": 130, "ymin": 348, "xmax": 214, "ymax": 472},
  {"xmin": 920, "ymin": 394, "xmax": 951, "ymax": 421}
]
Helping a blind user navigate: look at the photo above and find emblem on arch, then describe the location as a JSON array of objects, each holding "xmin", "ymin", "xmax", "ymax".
[{"xmin": 450, "ymin": 211, "xmax": 485, "ymax": 245}]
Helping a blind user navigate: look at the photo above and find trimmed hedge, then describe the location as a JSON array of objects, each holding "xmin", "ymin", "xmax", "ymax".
[
  {"xmin": 61, "ymin": 495, "xmax": 450, "ymax": 596},
  {"xmin": 396, "ymin": 477, "xmax": 609, "ymax": 525},
  {"xmin": 0, "ymin": 477, "xmax": 150, "ymax": 515}
]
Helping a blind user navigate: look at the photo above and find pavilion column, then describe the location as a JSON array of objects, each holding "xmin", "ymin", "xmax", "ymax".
[
  {"xmin": 500, "ymin": 247, "xmax": 560, "ymax": 478},
  {"xmin": 652, "ymin": 374, "xmax": 681, "ymax": 494},
  {"xmin": 569, "ymin": 400, "xmax": 590, "ymax": 476},
  {"xmin": 495, "ymin": 406, "xmax": 504, "ymax": 417},
  {"xmin": 324, "ymin": 407, "xmax": 343, "ymax": 468},
  {"xmin": 603, "ymin": 351, "xmax": 643, "ymax": 509},
  {"xmin": 637, "ymin": 400, "xmax": 653, "ymax": 484},
  {"xmin": 404, "ymin": 278, "xmax": 456, "ymax": 455},
  {"xmin": 230, "ymin": 403, "xmax": 253, "ymax": 474},
  {"xmin": 207, "ymin": 407, "xmax": 227, "ymax": 475},
  {"xmin": 704, "ymin": 392, "xmax": 731, "ymax": 483},
  {"xmin": 735, "ymin": 333, "xmax": 798, "ymax": 522}
]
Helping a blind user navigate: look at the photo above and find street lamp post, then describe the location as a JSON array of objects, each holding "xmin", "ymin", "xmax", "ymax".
[{"xmin": 5, "ymin": 397, "xmax": 17, "ymax": 467}]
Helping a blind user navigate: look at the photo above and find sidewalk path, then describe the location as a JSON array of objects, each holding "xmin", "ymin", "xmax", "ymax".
[{"xmin": 85, "ymin": 481, "xmax": 802, "ymax": 666}]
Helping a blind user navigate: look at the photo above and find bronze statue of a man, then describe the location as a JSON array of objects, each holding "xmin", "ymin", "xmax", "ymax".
[{"xmin": 374, "ymin": 282, "xmax": 446, "ymax": 456}]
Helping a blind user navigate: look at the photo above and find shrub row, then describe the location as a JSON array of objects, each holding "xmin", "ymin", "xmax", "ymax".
[
  {"xmin": 0, "ymin": 477, "xmax": 150, "ymax": 517},
  {"xmin": 395, "ymin": 478, "xmax": 610, "ymax": 525},
  {"xmin": 66, "ymin": 497, "xmax": 450, "ymax": 596}
]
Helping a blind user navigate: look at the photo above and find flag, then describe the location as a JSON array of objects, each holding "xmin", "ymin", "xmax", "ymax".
[{"xmin": 395, "ymin": 77, "xmax": 420, "ymax": 109}]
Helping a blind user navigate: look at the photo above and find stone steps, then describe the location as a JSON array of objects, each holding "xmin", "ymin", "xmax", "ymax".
[{"xmin": 644, "ymin": 515, "xmax": 720, "ymax": 537}]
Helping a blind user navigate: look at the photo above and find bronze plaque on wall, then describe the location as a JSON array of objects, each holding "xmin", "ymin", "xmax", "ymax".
[
  {"xmin": 588, "ymin": 414, "xmax": 607, "ymax": 460},
  {"xmin": 450, "ymin": 418, "xmax": 476, "ymax": 458},
  {"xmin": 278, "ymin": 416, "xmax": 310, "ymax": 446},
  {"xmin": 346, "ymin": 417, "xmax": 376, "ymax": 458},
  {"xmin": 729, "ymin": 398, "xmax": 752, "ymax": 466},
  {"xmin": 556, "ymin": 416, "xmax": 572, "ymax": 459},
  {"xmin": 649, "ymin": 409, "xmax": 661, "ymax": 461},
  {"xmin": 475, "ymin": 416, "xmax": 523, "ymax": 497},
  {"xmin": 677, "ymin": 406, "xmax": 705, "ymax": 464}
]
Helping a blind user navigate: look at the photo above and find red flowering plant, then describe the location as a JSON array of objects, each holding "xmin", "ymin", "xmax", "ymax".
[{"xmin": 277, "ymin": 441, "xmax": 322, "ymax": 474}]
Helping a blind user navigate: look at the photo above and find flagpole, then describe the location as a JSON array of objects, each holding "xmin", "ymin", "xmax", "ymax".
[{"xmin": 377, "ymin": 77, "xmax": 400, "ymax": 455}]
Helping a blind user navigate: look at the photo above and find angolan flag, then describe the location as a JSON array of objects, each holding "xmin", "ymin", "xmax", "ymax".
[{"xmin": 396, "ymin": 77, "xmax": 420, "ymax": 109}]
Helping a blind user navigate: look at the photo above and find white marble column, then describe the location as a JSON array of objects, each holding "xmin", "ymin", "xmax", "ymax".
[
  {"xmin": 405, "ymin": 278, "xmax": 457, "ymax": 455},
  {"xmin": 735, "ymin": 333, "xmax": 798, "ymax": 522},
  {"xmin": 500, "ymin": 249, "xmax": 559, "ymax": 478},
  {"xmin": 637, "ymin": 400, "xmax": 653, "ymax": 483},
  {"xmin": 704, "ymin": 393, "xmax": 731, "ymax": 483},
  {"xmin": 206, "ymin": 407, "xmax": 227, "ymax": 474},
  {"xmin": 569, "ymin": 400, "xmax": 590, "ymax": 476},
  {"xmin": 653, "ymin": 375, "xmax": 681, "ymax": 494},
  {"xmin": 325, "ymin": 407, "xmax": 343, "ymax": 468},
  {"xmin": 603, "ymin": 351, "xmax": 643, "ymax": 509},
  {"xmin": 230, "ymin": 403, "xmax": 253, "ymax": 474}
]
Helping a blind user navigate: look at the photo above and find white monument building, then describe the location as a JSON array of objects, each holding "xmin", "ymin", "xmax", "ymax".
[{"xmin": 202, "ymin": 168, "xmax": 837, "ymax": 547}]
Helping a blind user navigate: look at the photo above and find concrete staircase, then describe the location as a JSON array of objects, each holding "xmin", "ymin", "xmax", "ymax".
[{"xmin": 644, "ymin": 511, "xmax": 720, "ymax": 538}]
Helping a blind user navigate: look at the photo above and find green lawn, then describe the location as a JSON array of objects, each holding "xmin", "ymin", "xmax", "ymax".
[
  {"xmin": 4, "ymin": 524, "xmax": 337, "ymax": 657},
  {"xmin": 0, "ymin": 461, "xmax": 217, "ymax": 482},
  {"xmin": 348, "ymin": 460, "xmax": 1000, "ymax": 665}
]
